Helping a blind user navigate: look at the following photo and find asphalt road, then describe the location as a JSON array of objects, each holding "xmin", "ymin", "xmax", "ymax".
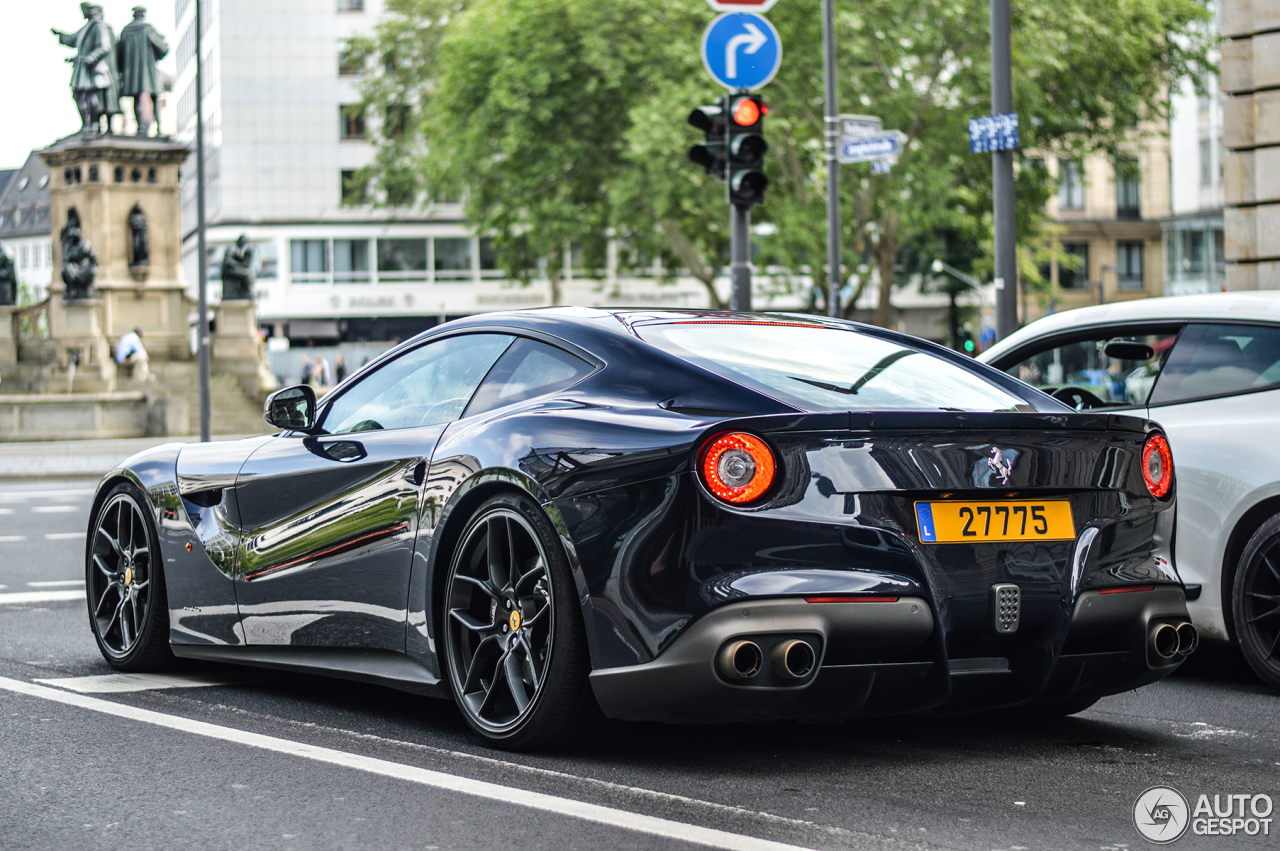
[{"xmin": 2, "ymin": 479, "xmax": 1278, "ymax": 851}]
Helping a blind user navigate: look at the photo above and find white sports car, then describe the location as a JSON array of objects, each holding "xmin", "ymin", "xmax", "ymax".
[{"xmin": 981, "ymin": 291, "xmax": 1280, "ymax": 689}]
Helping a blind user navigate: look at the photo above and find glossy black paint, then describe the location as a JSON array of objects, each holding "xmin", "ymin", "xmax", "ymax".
[{"xmin": 90, "ymin": 308, "xmax": 1188, "ymax": 721}]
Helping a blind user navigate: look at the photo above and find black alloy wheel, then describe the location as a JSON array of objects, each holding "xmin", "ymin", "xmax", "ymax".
[
  {"xmin": 1234, "ymin": 513, "xmax": 1280, "ymax": 691},
  {"xmin": 86, "ymin": 483, "xmax": 176, "ymax": 670},
  {"xmin": 443, "ymin": 493, "xmax": 590, "ymax": 749}
]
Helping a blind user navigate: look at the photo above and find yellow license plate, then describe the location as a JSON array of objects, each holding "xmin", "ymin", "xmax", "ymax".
[{"xmin": 914, "ymin": 500, "xmax": 1075, "ymax": 543}]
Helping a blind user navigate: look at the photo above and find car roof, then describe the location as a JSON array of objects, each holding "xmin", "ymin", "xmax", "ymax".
[{"xmin": 980, "ymin": 291, "xmax": 1280, "ymax": 362}]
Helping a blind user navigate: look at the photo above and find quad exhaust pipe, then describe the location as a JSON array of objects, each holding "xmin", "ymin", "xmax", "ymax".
[
  {"xmin": 771, "ymin": 639, "xmax": 816, "ymax": 680},
  {"xmin": 1150, "ymin": 621, "xmax": 1199, "ymax": 660},
  {"xmin": 717, "ymin": 640, "xmax": 763, "ymax": 681},
  {"xmin": 716, "ymin": 638, "xmax": 818, "ymax": 682}
]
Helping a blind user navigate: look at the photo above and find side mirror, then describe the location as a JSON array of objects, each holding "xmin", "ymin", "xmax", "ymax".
[{"xmin": 264, "ymin": 384, "xmax": 317, "ymax": 431}]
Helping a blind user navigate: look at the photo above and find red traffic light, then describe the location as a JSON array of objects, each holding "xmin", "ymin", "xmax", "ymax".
[{"xmin": 732, "ymin": 97, "xmax": 766, "ymax": 126}]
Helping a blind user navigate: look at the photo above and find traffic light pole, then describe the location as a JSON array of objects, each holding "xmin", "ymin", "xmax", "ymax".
[
  {"xmin": 822, "ymin": 0, "xmax": 841, "ymax": 318},
  {"xmin": 991, "ymin": 0, "xmax": 1017, "ymax": 340},
  {"xmin": 730, "ymin": 203, "xmax": 751, "ymax": 311}
]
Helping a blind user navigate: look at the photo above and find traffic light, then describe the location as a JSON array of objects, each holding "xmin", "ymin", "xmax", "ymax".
[
  {"xmin": 727, "ymin": 94, "xmax": 768, "ymax": 208},
  {"xmin": 688, "ymin": 99, "xmax": 727, "ymax": 181},
  {"xmin": 960, "ymin": 326, "xmax": 976, "ymax": 355}
]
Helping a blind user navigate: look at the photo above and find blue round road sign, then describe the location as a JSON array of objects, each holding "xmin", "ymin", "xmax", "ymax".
[{"xmin": 701, "ymin": 12, "xmax": 782, "ymax": 91}]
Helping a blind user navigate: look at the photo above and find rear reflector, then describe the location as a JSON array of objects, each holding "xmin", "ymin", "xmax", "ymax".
[
  {"xmin": 804, "ymin": 595, "xmax": 901, "ymax": 603},
  {"xmin": 1096, "ymin": 584, "xmax": 1156, "ymax": 595}
]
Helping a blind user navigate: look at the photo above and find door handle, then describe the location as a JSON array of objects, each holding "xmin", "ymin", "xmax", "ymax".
[{"xmin": 407, "ymin": 460, "xmax": 427, "ymax": 486}]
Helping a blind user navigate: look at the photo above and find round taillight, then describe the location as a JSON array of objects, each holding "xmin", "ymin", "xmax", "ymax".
[
  {"xmin": 700, "ymin": 432, "xmax": 776, "ymax": 504},
  {"xmin": 1142, "ymin": 433, "xmax": 1173, "ymax": 498}
]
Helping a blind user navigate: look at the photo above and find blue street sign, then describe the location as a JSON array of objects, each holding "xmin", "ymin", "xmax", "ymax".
[
  {"xmin": 838, "ymin": 132, "xmax": 905, "ymax": 164},
  {"xmin": 969, "ymin": 113, "xmax": 1018, "ymax": 153},
  {"xmin": 701, "ymin": 12, "xmax": 782, "ymax": 91}
]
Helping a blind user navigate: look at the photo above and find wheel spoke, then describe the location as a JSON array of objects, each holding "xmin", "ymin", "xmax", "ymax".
[
  {"xmin": 487, "ymin": 518, "xmax": 510, "ymax": 595},
  {"xmin": 117, "ymin": 502, "xmax": 128, "ymax": 554},
  {"xmin": 515, "ymin": 556, "xmax": 546, "ymax": 595},
  {"xmin": 1264, "ymin": 551, "xmax": 1280, "ymax": 586},
  {"xmin": 1267, "ymin": 628, "xmax": 1280, "ymax": 661},
  {"xmin": 96, "ymin": 527, "xmax": 122, "ymax": 556},
  {"xmin": 521, "ymin": 598, "xmax": 549, "ymax": 629},
  {"xmin": 454, "ymin": 573, "xmax": 501, "ymax": 603},
  {"xmin": 1248, "ymin": 602, "xmax": 1280, "ymax": 624},
  {"xmin": 461, "ymin": 634, "xmax": 502, "ymax": 695},
  {"xmin": 93, "ymin": 583, "xmax": 118, "ymax": 619},
  {"xmin": 92, "ymin": 554, "xmax": 114, "ymax": 579},
  {"xmin": 450, "ymin": 607, "xmax": 493, "ymax": 633},
  {"xmin": 503, "ymin": 648, "xmax": 530, "ymax": 714},
  {"xmin": 105, "ymin": 595, "xmax": 125, "ymax": 643},
  {"xmin": 517, "ymin": 631, "xmax": 544, "ymax": 684},
  {"xmin": 477, "ymin": 646, "xmax": 514, "ymax": 718}
]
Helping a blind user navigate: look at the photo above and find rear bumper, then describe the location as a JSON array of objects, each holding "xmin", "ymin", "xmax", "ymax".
[{"xmin": 589, "ymin": 585, "xmax": 1191, "ymax": 723}]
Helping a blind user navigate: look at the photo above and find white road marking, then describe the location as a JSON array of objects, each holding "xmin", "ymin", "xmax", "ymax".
[
  {"xmin": 27, "ymin": 580, "xmax": 85, "ymax": 588},
  {"xmin": 0, "ymin": 508, "xmax": 13, "ymax": 515},
  {"xmin": 35, "ymin": 672, "xmax": 253, "ymax": 693},
  {"xmin": 0, "ymin": 488, "xmax": 94, "ymax": 502},
  {"xmin": 0, "ymin": 536, "xmax": 27, "ymax": 542},
  {"xmin": 32, "ymin": 506, "xmax": 80, "ymax": 514},
  {"xmin": 43, "ymin": 532, "xmax": 85, "ymax": 540},
  {"xmin": 0, "ymin": 676, "xmax": 817, "ymax": 851},
  {"xmin": 0, "ymin": 590, "xmax": 85, "ymax": 605}
]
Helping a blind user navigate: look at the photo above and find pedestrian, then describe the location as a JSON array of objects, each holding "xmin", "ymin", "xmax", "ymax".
[
  {"xmin": 115, "ymin": 327, "xmax": 154, "ymax": 381},
  {"xmin": 315, "ymin": 355, "xmax": 333, "ymax": 388},
  {"xmin": 299, "ymin": 354, "xmax": 313, "ymax": 386},
  {"xmin": 335, "ymin": 354, "xmax": 347, "ymax": 384}
]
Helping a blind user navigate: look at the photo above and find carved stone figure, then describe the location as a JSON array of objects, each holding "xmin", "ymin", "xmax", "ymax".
[
  {"xmin": 52, "ymin": 4, "xmax": 122, "ymax": 135},
  {"xmin": 127, "ymin": 203, "xmax": 149, "ymax": 268},
  {"xmin": 61, "ymin": 209, "xmax": 98, "ymax": 300},
  {"xmin": 221, "ymin": 234, "xmax": 255, "ymax": 300},
  {"xmin": 0, "ymin": 248, "xmax": 16, "ymax": 306},
  {"xmin": 117, "ymin": 7, "xmax": 168, "ymax": 137}
]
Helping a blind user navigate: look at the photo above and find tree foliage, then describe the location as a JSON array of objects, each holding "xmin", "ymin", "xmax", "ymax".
[{"xmin": 353, "ymin": 0, "xmax": 1211, "ymax": 321}]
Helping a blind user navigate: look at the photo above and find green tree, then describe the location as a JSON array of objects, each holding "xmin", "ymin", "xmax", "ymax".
[{"xmin": 354, "ymin": 0, "xmax": 1211, "ymax": 322}]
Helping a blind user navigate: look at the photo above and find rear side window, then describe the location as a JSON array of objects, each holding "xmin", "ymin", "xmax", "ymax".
[
  {"xmin": 1150, "ymin": 323, "xmax": 1280, "ymax": 405},
  {"xmin": 465, "ymin": 338, "xmax": 595, "ymax": 417},
  {"xmin": 636, "ymin": 321, "xmax": 1035, "ymax": 413}
]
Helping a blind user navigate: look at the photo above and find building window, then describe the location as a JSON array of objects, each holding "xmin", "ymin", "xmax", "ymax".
[
  {"xmin": 377, "ymin": 238, "xmax": 428, "ymax": 280},
  {"xmin": 337, "ymin": 0, "xmax": 364, "ymax": 11},
  {"xmin": 334, "ymin": 239, "xmax": 371, "ymax": 284},
  {"xmin": 1115, "ymin": 158, "xmax": 1140, "ymax": 220},
  {"xmin": 385, "ymin": 105, "xmax": 410, "ymax": 140},
  {"xmin": 1199, "ymin": 139, "xmax": 1213, "ymax": 188},
  {"xmin": 338, "ymin": 40, "xmax": 360, "ymax": 76},
  {"xmin": 1058, "ymin": 159, "xmax": 1084, "ymax": 210},
  {"xmin": 339, "ymin": 105, "xmax": 366, "ymax": 140},
  {"xmin": 290, "ymin": 239, "xmax": 330, "ymax": 283},
  {"xmin": 1117, "ymin": 241, "xmax": 1144, "ymax": 291},
  {"xmin": 434, "ymin": 237, "xmax": 473, "ymax": 280},
  {"xmin": 341, "ymin": 170, "xmax": 368, "ymax": 204},
  {"xmin": 19, "ymin": 245, "xmax": 28, "ymax": 268},
  {"xmin": 479, "ymin": 238, "xmax": 501, "ymax": 277},
  {"xmin": 1059, "ymin": 243, "xmax": 1089, "ymax": 290}
]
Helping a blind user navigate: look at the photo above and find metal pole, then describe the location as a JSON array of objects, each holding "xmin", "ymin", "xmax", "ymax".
[
  {"xmin": 823, "ymin": 0, "xmax": 841, "ymax": 317},
  {"xmin": 195, "ymin": 0, "xmax": 211, "ymax": 442},
  {"xmin": 729, "ymin": 204, "xmax": 751, "ymax": 311},
  {"xmin": 991, "ymin": 0, "xmax": 1017, "ymax": 340}
]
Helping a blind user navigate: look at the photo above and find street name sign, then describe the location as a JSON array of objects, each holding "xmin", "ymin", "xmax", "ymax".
[
  {"xmin": 969, "ymin": 113, "xmax": 1018, "ymax": 153},
  {"xmin": 701, "ymin": 12, "xmax": 782, "ymax": 91},
  {"xmin": 839, "ymin": 114, "xmax": 882, "ymax": 138},
  {"xmin": 838, "ymin": 131, "xmax": 905, "ymax": 164},
  {"xmin": 705, "ymin": 0, "xmax": 779, "ymax": 11}
]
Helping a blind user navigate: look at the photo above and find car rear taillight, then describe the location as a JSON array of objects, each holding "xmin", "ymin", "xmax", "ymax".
[
  {"xmin": 700, "ymin": 432, "xmax": 776, "ymax": 504},
  {"xmin": 1142, "ymin": 433, "xmax": 1173, "ymax": 498}
]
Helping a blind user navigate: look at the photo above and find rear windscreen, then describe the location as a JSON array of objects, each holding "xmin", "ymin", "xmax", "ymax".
[{"xmin": 637, "ymin": 322, "xmax": 1036, "ymax": 413}]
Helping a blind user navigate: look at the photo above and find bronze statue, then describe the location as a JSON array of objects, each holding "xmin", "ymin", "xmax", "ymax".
[
  {"xmin": 0, "ymin": 247, "xmax": 16, "ymax": 306},
  {"xmin": 220, "ymin": 234, "xmax": 255, "ymax": 300},
  {"xmin": 117, "ymin": 7, "xmax": 168, "ymax": 137},
  {"xmin": 52, "ymin": 4, "xmax": 122, "ymax": 135},
  {"xmin": 61, "ymin": 209, "xmax": 98, "ymax": 300},
  {"xmin": 127, "ymin": 203, "xmax": 149, "ymax": 268}
]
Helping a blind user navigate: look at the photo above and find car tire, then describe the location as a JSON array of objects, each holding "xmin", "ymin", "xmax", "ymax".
[
  {"xmin": 86, "ymin": 482, "xmax": 178, "ymax": 671},
  {"xmin": 442, "ymin": 493, "xmax": 593, "ymax": 750},
  {"xmin": 1232, "ymin": 513, "xmax": 1280, "ymax": 692}
]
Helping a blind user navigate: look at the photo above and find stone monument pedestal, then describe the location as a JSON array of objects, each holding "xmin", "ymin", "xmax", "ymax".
[
  {"xmin": 0, "ymin": 306, "xmax": 16, "ymax": 367},
  {"xmin": 52, "ymin": 296, "xmax": 116, "ymax": 392},
  {"xmin": 214, "ymin": 300, "xmax": 276, "ymax": 394}
]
